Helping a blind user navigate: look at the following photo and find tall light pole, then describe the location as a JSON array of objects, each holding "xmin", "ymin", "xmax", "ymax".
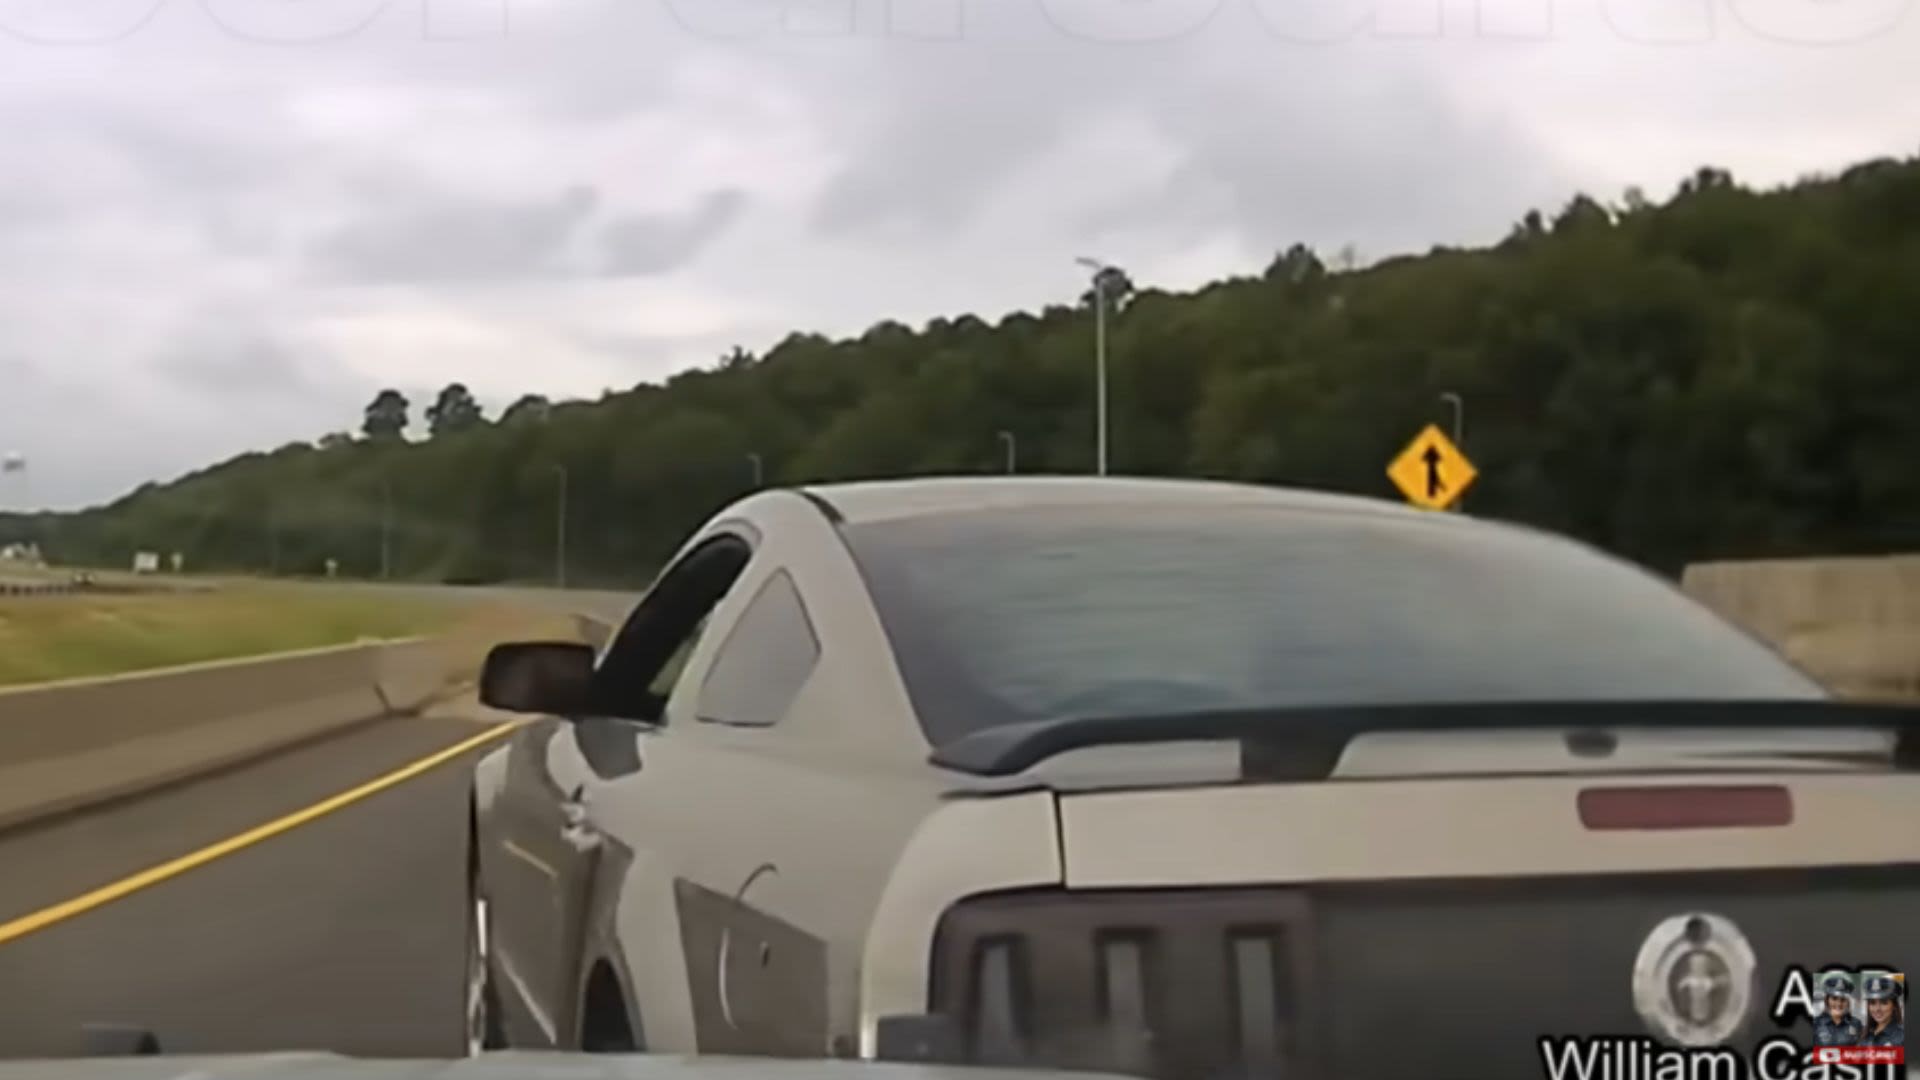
[
  {"xmin": 1439, "ymin": 391, "xmax": 1464, "ymax": 447},
  {"xmin": 747, "ymin": 452, "xmax": 764, "ymax": 488},
  {"xmin": 552, "ymin": 464, "xmax": 568, "ymax": 589},
  {"xmin": 1, "ymin": 453, "xmax": 27, "ymax": 562},
  {"xmin": 1076, "ymin": 257, "xmax": 1122, "ymax": 476},
  {"xmin": 2, "ymin": 453, "xmax": 26, "ymax": 512},
  {"xmin": 379, "ymin": 478, "xmax": 392, "ymax": 581},
  {"xmin": 1439, "ymin": 391, "xmax": 1465, "ymax": 512},
  {"xmin": 996, "ymin": 430, "xmax": 1017, "ymax": 475}
]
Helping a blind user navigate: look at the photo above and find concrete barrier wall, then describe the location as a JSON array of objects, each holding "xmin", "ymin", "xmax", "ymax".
[
  {"xmin": 1680, "ymin": 555, "xmax": 1920, "ymax": 701},
  {"xmin": 0, "ymin": 643, "xmax": 384, "ymax": 767},
  {"xmin": 0, "ymin": 582, "xmax": 76, "ymax": 597},
  {"xmin": 374, "ymin": 637, "xmax": 464, "ymax": 715},
  {"xmin": 0, "ymin": 638, "xmax": 455, "ymax": 833},
  {"xmin": 574, "ymin": 612, "xmax": 614, "ymax": 651}
]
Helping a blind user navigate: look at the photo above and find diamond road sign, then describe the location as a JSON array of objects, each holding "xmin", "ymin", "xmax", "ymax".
[{"xmin": 1387, "ymin": 424, "xmax": 1476, "ymax": 511}]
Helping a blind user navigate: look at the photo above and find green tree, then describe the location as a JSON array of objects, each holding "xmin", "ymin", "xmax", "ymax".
[
  {"xmin": 361, "ymin": 390, "xmax": 409, "ymax": 441},
  {"xmin": 33, "ymin": 149, "xmax": 1920, "ymax": 583},
  {"xmin": 500, "ymin": 394, "xmax": 552, "ymax": 427},
  {"xmin": 425, "ymin": 383, "xmax": 486, "ymax": 437},
  {"xmin": 1264, "ymin": 244, "xmax": 1326, "ymax": 288}
]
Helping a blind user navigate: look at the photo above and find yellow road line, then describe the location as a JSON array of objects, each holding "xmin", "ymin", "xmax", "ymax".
[{"xmin": 0, "ymin": 722, "xmax": 517, "ymax": 947}]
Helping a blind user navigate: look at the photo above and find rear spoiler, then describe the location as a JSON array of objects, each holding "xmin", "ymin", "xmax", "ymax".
[{"xmin": 927, "ymin": 700, "xmax": 1920, "ymax": 778}]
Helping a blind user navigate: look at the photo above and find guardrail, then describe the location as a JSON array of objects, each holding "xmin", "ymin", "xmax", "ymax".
[
  {"xmin": 0, "ymin": 583, "xmax": 68, "ymax": 597},
  {"xmin": 0, "ymin": 637, "xmax": 459, "ymax": 834},
  {"xmin": 0, "ymin": 575, "xmax": 213, "ymax": 598}
]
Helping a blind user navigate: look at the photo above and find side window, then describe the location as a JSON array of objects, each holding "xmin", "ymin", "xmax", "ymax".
[
  {"xmin": 596, "ymin": 534, "xmax": 752, "ymax": 722},
  {"xmin": 649, "ymin": 616, "xmax": 710, "ymax": 699},
  {"xmin": 696, "ymin": 570, "xmax": 820, "ymax": 728}
]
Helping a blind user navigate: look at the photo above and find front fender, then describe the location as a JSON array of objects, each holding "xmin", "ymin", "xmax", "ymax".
[{"xmin": 471, "ymin": 742, "xmax": 512, "ymax": 827}]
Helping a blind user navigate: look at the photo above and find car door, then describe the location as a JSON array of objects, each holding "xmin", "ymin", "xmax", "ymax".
[
  {"xmin": 566, "ymin": 562, "xmax": 827, "ymax": 1057},
  {"xmin": 572, "ymin": 499, "xmax": 946, "ymax": 1059},
  {"xmin": 485, "ymin": 717, "xmax": 602, "ymax": 1047},
  {"xmin": 628, "ymin": 562, "xmax": 935, "ymax": 1060},
  {"xmin": 491, "ymin": 530, "xmax": 756, "ymax": 1045},
  {"xmin": 566, "ymin": 534, "xmax": 854, "ymax": 1057}
]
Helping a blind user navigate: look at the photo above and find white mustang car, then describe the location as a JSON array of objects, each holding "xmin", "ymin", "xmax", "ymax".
[{"xmin": 467, "ymin": 477, "xmax": 1919, "ymax": 1080}]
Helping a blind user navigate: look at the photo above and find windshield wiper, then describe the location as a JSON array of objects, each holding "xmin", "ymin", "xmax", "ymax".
[{"xmin": 927, "ymin": 699, "xmax": 1920, "ymax": 778}]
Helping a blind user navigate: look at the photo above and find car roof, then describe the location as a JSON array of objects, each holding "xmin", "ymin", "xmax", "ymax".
[{"xmin": 795, "ymin": 475, "xmax": 1471, "ymax": 528}]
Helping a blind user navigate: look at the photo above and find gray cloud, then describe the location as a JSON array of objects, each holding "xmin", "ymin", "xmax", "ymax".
[
  {"xmin": 1079, "ymin": 64, "xmax": 1574, "ymax": 257},
  {"xmin": 807, "ymin": 49, "xmax": 1088, "ymax": 235},
  {"xmin": 0, "ymin": 0, "xmax": 1918, "ymax": 509},
  {"xmin": 598, "ymin": 189, "xmax": 748, "ymax": 277},
  {"xmin": 302, "ymin": 182, "xmax": 747, "ymax": 285},
  {"xmin": 795, "ymin": 8, "xmax": 1569, "ymax": 257},
  {"xmin": 305, "ymin": 183, "xmax": 602, "ymax": 283},
  {"xmin": 157, "ymin": 323, "xmax": 319, "ymax": 397}
]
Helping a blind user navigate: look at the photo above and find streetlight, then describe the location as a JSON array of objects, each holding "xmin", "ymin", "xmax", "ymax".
[
  {"xmin": 552, "ymin": 464, "xmax": 568, "ymax": 589},
  {"xmin": 996, "ymin": 430, "xmax": 1017, "ymax": 475},
  {"xmin": 1, "ymin": 453, "xmax": 27, "ymax": 562},
  {"xmin": 2, "ymin": 452, "xmax": 26, "ymax": 512},
  {"xmin": 379, "ymin": 478, "xmax": 392, "ymax": 581},
  {"xmin": 1438, "ymin": 391, "xmax": 1465, "ymax": 513},
  {"xmin": 747, "ymin": 452, "xmax": 764, "ymax": 488},
  {"xmin": 1075, "ymin": 256, "xmax": 1123, "ymax": 477},
  {"xmin": 1439, "ymin": 391, "xmax": 1464, "ymax": 447}
]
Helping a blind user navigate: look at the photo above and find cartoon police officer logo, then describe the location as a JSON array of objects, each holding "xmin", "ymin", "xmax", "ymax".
[
  {"xmin": 1859, "ymin": 972, "xmax": 1906, "ymax": 1048},
  {"xmin": 1810, "ymin": 970, "xmax": 1864, "ymax": 1047},
  {"xmin": 1631, "ymin": 913, "xmax": 1758, "ymax": 1046}
]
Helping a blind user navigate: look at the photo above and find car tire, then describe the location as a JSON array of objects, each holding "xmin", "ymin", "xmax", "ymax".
[{"xmin": 465, "ymin": 887, "xmax": 507, "ymax": 1055}]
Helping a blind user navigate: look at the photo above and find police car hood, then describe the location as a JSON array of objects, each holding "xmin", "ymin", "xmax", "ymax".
[
  {"xmin": 0, "ymin": 1055, "xmax": 1136, "ymax": 1080},
  {"xmin": 8, "ymin": 1057, "xmax": 1911, "ymax": 1080}
]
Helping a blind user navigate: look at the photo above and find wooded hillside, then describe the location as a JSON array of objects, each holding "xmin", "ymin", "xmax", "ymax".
[{"xmin": 8, "ymin": 154, "xmax": 1920, "ymax": 586}]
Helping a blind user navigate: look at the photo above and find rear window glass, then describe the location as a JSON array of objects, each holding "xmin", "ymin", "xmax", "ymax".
[{"xmin": 842, "ymin": 505, "xmax": 1824, "ymax": 747}]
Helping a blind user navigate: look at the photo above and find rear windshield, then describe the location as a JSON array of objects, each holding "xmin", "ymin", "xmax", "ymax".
[{"xmin": 842, "ymin": 505, "xmax": 1824, "ymax": 747}]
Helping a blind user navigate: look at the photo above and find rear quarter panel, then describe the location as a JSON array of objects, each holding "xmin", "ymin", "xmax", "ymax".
[{"xmin": 591, "ymin": 492, "xmax": 957, "ymax": 1056}]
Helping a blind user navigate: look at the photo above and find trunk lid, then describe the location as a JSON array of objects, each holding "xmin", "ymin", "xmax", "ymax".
[
  {"xmin": 1008, "ymin": 771, "xmax": 1920, "ymax": 1080},
  {"xmin": 931, "ymin": 705, "xmax": 1920, "ymax": 1080}
]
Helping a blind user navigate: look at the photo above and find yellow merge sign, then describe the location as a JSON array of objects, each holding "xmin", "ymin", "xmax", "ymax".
[{"xmin": 1387, "ymin": 424, "xmax": 1476, "ymax": 511}]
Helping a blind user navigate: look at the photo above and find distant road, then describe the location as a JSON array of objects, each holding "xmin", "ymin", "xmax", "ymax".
[
  {"xmin": 193, "ymin": 578, "xmax": 638, "ymax": 625},
  {"xmin": 375, "ymin": 583, "xmax": 635, "ymax": 624},
  {"xmin": 5, "ymin": 571, "xmax": 632, "ymax": 615}
]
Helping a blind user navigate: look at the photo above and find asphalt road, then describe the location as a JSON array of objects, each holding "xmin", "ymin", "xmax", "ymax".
[{"xmin": 0, "ymin": 710, "xmax": 510, "ymax": 1060}]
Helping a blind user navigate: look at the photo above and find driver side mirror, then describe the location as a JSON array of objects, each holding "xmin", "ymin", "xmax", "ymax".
[{"xmin": 479, "ymin": 641, "xmax": 597, "ymax": 716}]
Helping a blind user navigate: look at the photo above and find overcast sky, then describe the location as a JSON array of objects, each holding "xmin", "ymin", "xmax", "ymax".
[{"xmin": 0, "ymin": 0, "xmax": 1915, "ymax": 509}]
